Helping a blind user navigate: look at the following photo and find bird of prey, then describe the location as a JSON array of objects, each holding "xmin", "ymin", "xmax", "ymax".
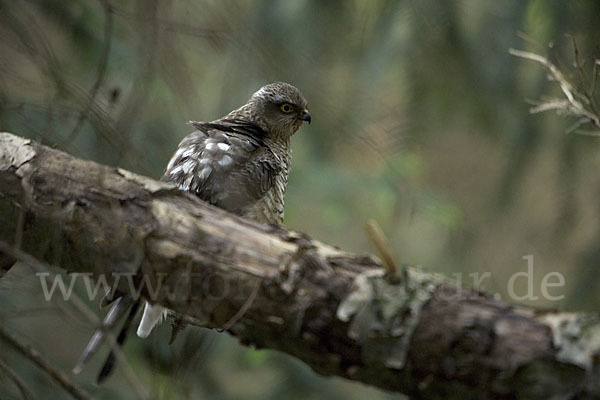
[{"xmin": 74, "ymin": 82, "xmax": 311, "ymax": 382}]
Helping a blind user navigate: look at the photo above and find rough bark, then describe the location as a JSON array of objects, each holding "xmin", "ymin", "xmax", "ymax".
[{"xmin": 0, "ymin": 132, "xmax": 599, "ymax": 399}]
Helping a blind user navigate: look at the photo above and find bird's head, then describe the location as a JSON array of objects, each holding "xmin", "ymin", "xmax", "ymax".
[{"xmin": 244, "ymin": 82, "xmax": 311, "ymax": 137}]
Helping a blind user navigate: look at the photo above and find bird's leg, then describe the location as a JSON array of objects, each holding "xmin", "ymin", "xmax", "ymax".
[{"xmin": 169, "ymin": 315, "xmax": 188, "ymax": 345}]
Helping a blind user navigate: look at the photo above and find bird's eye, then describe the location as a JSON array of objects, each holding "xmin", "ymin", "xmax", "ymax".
[{"xmin": 280, "ymin": 103, "xmax": 294, "ymax": 113}]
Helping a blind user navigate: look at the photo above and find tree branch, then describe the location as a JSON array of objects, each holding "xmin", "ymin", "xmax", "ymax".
[
  {"xmin": 509, "ymin": 48, "xmax": 600, "ymax": 135},
  {"xmin": 1, "ymin": 132, "xmax": 599, "ymax": 399}
]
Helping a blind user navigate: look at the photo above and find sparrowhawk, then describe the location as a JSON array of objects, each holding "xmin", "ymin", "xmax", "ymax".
[
  {"xmin": 138, "ymin": 81, "xmax": 310, "ymax": 336},
  {"xmin": 75, "ymin": 82, "xmax": 310, "ymax": 381}
]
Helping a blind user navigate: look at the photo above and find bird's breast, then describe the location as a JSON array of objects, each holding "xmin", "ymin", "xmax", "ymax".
[{"xmin": 245, "ymin": 150, "xmax": 290, "ymax": 224}]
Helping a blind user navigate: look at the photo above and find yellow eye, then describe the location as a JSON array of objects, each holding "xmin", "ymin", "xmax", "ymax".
[{"xmin": 280, "ymin": 103, "xmax": 294, "ymax": 113}]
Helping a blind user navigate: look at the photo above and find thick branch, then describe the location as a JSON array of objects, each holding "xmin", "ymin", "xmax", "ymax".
[{"xmin": 0, "ymin": 132, "xmax": 599, "ymax": 399}]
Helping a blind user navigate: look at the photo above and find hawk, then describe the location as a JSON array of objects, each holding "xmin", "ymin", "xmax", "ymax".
[
  {"xmin": 75, "ymin": 82, "xmax": 310, "ymax": 381},
  {"xmin": 137, "ymin": 81, "xmax": 310, "ymax": 337}
]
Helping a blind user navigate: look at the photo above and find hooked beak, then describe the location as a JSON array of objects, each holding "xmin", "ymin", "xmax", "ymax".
[{"xmin": 299, "ymin": 110, "xmax": 311, "ymax": 124}]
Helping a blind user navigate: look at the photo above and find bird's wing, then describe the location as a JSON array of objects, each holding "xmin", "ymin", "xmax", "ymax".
[
  {"xmin": 162, "ymin": 120, "xmax": 280, "ymax": 215},
  {"xmin": 135, "ymin": 121, "xmax": 279, "ymax": 343}
]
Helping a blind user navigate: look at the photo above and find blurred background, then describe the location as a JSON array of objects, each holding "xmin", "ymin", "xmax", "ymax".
[{"xmin": 1, "ymin": 0, "xmax": 600, "ymax": 399}]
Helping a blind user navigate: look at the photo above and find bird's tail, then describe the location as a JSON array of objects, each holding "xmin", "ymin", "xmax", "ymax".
[
  {"xmin": 96, "ymin": 298, "xmax": 141, "ymax": 383},
  {"xmin": 137, "ymin": 302, "xmax": 169, "ymax": 338},
  {"xmin": 73, "ymin": 294, "xmax": 140, "ymax": 383}
]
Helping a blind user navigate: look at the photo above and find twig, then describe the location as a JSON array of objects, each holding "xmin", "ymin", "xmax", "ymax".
[
  {"xmin": 509, "ymin": 48, "xmax": 600, "ymax": 131},
  {"xmin": 0, "ymin": 324, "xmax": 93, "ymax": 400},
  {"xmin": 219, "ymin": 279, "xmax": 261, "ymax": 332},
  {"xmin": 0, "ymin": 241, "xmax": 150, "ymax": 400},
  {"xmin": 0, "ymin": 358, "xmax": 35, "ymax": 400},
  {"xmin": 569, "ymin": 35, "xmax": 599, "ymax": 117},
  {"xmin": 591, "ymin": 60, "xmax": 600, "ymax": 111},
  {"xmin": 573, "ymin": 129, "xmax": 600, "ymax": 137},
  {"xmin": 516, "ymin": 31, "xmax": 543, "ymax": 49},
  {"xmin": 565, "ymin": 117, "xmax": 590, "ymax": 135},
  {"xmin": 60, "ymin": 0, "xmax": 114, "ymax": 147},
  {"xmin": 569, "ymin": 36, "xmax": 590, "ymax": 99}
]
